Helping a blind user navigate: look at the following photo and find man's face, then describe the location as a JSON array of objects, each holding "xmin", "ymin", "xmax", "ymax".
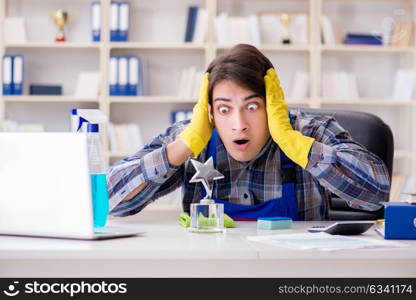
[{"xmin": 211, "ymin": 80, "xmax": 270, "ymax": 162}]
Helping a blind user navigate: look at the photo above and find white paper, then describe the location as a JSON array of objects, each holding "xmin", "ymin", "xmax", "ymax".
[{"xmin": 247, "ymin": 232, "xmax": 407, "ymax": 251}]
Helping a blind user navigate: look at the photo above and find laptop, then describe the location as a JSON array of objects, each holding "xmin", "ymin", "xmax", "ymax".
[{"xmin": 0, "ymin": 132, "xmax": 142, "ymax": 240}]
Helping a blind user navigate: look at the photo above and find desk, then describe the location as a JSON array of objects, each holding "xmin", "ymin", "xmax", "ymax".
[{"xmin": 0, "ymin": 205, "xmax": 415, "ymax": 277}]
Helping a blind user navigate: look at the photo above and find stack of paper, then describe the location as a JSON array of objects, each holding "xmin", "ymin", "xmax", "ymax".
[
  {"xmin": 322, "ymin": 71, "xmax": 359, "ymax": 100},
  {"xmin": 178, "ymin": 67, "xmax": 204, "ymax": 99},
  {"xmin": 247, "ymin": 232, "xmax": 406, "ymax": 251},
  {"xmin": 108, "ymin": 123, "xmax": 143, "ymax": 153},
  {"xmin": 215, "ymin": 13, "xmax": 308, "ymax": 45}
]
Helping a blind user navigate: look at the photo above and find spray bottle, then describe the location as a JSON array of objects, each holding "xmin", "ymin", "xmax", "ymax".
[{"xmin": 72, "ymin": 109, "xmax": 109, "ymax": 227}]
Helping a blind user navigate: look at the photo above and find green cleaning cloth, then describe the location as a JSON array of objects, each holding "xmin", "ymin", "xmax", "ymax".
[{"xmin": 178, "ymin": 212, "xmax": 235, "ymax": 228}]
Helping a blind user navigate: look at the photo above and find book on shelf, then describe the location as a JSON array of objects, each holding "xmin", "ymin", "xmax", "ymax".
[
  {"xmin": 109, "ymin": 55, "xmax": 146, "ymax": 96},
  {"xmin": 29, "ymin": 85, "xmax": 62, "ymax": 95},
  {"xmin": 171, "ymin": 110, "xmax": 193, "ymax": 124},
  {"xmin": 390, "ymin": 23, "xmax": 413, "ymax": 47},
  {"xmin": 2, "ymin": 55, "xmax": 24, "ymax": 95},
  {"xmin": 91, "ymin": 1, "xmax": 101, "ymax": 42},
  {"xmin": 110, "ymin": 1, "xmax": 129, "ymax": 42},
  {"xmin": 321, "ymin": 16, "xmax": 340, "ymax": 45},
  {"xmin": 178, "ymin": 66, "xmax": 203, "ymax": 99},
  {"xmin": 215, "ymin": 12, "xmax": 307, "ymax": 46},
  {"xmin": 322, "ymin": 71, "xmax": 359, "ymax": 100},
  {"xmin": 108, "ymin": 123, "xmax": 143, "ymax": 153},
  {"xmin": 229, "ymin": 16, "xmax": 252, "ymax": 45},
  {"xmin": 184, "ymin": 6, "xmax": 207, "ymax": 43},
  {"xmin": 392, "ymin": 69, "xmax": 416, "ymax": 102},
  {"xmin": 184, "ymin": 6, "xmax": 198, "ymax": 42},
  {"xmin": 344, "ymin": 33, "xmax": 382, "ymax": 45}
]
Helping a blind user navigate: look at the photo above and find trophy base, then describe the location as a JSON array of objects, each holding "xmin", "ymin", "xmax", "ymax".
[
  {"xmin": 189, "ymin": 199, "xmax": 226, "ymax": 234},
  {"xmin": 55, "ymin": 31, "xmax": 66, "ymax": 42},
  {"xmin": 282, "ymin": 39, "xmax": 291, "ymax": 44}
]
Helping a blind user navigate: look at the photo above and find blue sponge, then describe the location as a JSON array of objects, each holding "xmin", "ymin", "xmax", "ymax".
[{"xmin": 257, "ymin": 217, "xmax": 293, "ymax": 230}]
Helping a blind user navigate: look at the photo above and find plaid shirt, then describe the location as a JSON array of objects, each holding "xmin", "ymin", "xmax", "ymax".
[{"xmin": 107, "ymin": 110, "xmax": 390, "ymax": 220}]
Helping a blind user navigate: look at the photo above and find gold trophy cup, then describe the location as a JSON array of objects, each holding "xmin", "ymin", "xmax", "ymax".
[
  {"xmin": 50, "ymin": 10, "xmax": 69, "ymax": 42},
  {"xmin": 280, "ymin": 13, "xmax": 292, "ymax": 44}
]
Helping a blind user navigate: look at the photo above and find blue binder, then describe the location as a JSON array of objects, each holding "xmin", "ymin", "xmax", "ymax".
[
  {"xmin": 91, "ymin": 1, "xmax": 101, "ymax": 42},
  {"xmin": 171, "ymin": 109, "xmax": 192, "ymax": 124},
  {"xmin": 185, "ymin": 6, "xmax": 198, "ymax": 42},
  {"xmin": 12, "ymin": 55, "xmax": 24, "ymax": 95},
  {"xmin": 127, "ymin": 56, "xmax": 138, "ymax": 96},
  {"xmin": 109, "ymin": 56, "xmax": 119, "ymax": 96},
  {"xmin": 118, "ymin": 2, "xmax": 129, "ymax": 42},
  {"xmin": 2, "ymin": 55, "xmax": 13, "ymax": 95},
  {"xmin": 110, "ymin": 2, "xmax": 119, "ymax": 42},
  {"xmin": 118, "ymin": 56, "xmax": 128, "ymax": 96}
]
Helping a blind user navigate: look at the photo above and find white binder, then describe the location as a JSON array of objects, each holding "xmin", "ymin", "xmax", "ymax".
[
  {"xmin": 2, "ymin": 55, "xmax": 13, "ymax": 95},
  {"xmin": 119, "ymin": 2, "xmax": 129, "ymax": 41},
  {"xmin": 110, "ymin": 2, "xmax": 119, "ymax": 41},
  {"xmin": 128, "ymin": 56, "xmax": 139, "ymax": 96},
  {"xmin": 109, "ymin": 56, "xmax": 119, "ymax": 95},
  {"xmin": 118, "ymin": 56, "xmax": 128, "ymax": 95},
  {"xmin": 12, "ymin": 55, "xmax": 23, "ymax": 95},
  {"xmin": 91, "ymin": 2, "xmax": 101, "ymax": 42}
]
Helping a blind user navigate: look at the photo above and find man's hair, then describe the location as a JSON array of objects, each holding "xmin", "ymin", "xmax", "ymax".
[{"xmin": 206, "ymin": 44, "xmax": 274, "ymax": 105}]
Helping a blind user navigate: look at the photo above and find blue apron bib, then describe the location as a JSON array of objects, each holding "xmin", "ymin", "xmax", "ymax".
[{"xmin": 201, "ymin": 128, "xmax": 299, "ymax": 221}]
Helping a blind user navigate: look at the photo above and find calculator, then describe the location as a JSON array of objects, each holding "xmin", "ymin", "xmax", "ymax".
[{"xmin": 307, "ymin": 221, "xmax": 375, "ymax": 235}]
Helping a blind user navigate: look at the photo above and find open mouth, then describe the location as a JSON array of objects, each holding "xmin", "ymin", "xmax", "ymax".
[{"xmin": 234, "ymin": 139, "xmax": 249, "ymax": 145}]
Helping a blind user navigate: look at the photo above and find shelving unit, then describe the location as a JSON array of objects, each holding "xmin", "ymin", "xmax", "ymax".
[{"xmin": 0, "ymin": 0, "xmax": 415, "ymax": 189}]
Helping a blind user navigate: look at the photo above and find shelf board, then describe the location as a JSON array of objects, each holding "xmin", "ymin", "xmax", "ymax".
[
  {"xmin": 2, "ymin": 95, "xmax": 99, "ymax": 103},
  {"xmin": 320, "ymin": 98, "xmax": 414, "ymax": 106},
  {"xmin": 321, "ymin": 45, "xmax": 415, "ymax": 53},
  {"xmin": 110, "ymin": 42, "xmax": 206, "ymax": 50},
  {"xmin": 5, "ymin": 42, "xmax": 100, "ymax": 49},
  {"xmin": 217, "ymin": 44, "xmax": 310, "ymax": 52},
  {"xmin": 109, "ymin": 96, "xmax": 196, "ymax": 103}
]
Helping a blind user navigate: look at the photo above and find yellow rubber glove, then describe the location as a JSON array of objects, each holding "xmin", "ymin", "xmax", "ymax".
[
  {"xmin": 177, "ymin": 73, "xmax": 213, "ymax": 157},
  {"xmin": 265, "ymin": 68, "xmax": 315, "ymax": 169}
]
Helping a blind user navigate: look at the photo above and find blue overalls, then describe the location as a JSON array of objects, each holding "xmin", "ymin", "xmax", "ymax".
[{"xmin": 201, "ymin": 129, "xmax": 299, "ymax": 221}]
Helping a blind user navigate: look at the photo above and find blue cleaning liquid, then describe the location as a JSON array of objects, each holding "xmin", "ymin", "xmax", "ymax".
[{"xmin": 90, "ymin": 173, "xmax": 109, "ymax": 228}]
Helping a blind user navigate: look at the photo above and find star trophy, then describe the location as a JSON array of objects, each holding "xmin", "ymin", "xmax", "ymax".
[
  {"xmin": 50, "ymin": 10, "xmax": 69, "ymax": 42},
  {"xmin": 188, "ymin": 157, "xmax": 226, "ymax": 233},
  {"xmin": 280, "ymin": 13, "xmax": 292, "ymax": 44}
]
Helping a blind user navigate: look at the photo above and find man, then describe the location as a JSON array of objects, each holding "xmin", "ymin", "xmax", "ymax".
[{"xmin": 107, "ymin": 44, "xmax": 390, "ymax": 220}]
